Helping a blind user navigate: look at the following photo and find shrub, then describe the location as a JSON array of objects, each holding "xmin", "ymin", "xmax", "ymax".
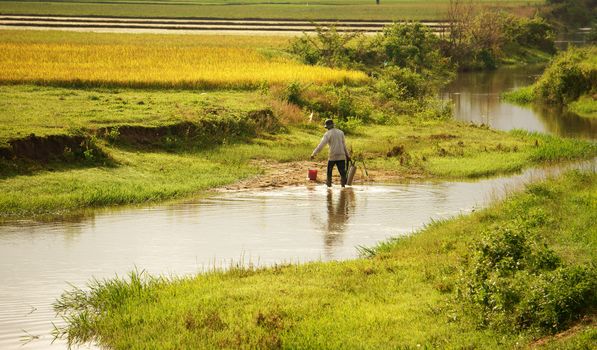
[
  {"xmin": 374, "ymin": 66, "xmax": 428, "ymax": 100},
  {"xmin": 335, "ymin": 86, "xmax": 354, "ymax": 119},
  {"xmin": 283, "ymin": 81, "xmax": 304, "ymax": 106},
  {"xmin": 335, "ymin": 117, "xmax": 363, "ymax": 135},
  {"xmin": 440, "ymin": 2, "xmax": 556, "ymax": 70},
  {"xmin": 373, "ymin": 22, "xmax": 453, "ymax": 85},
  {"xmin": 289, "ymin": 36, "xmax": 321, "ymax": 66},
  {"xmin": 516, "ymin": 266, "xmax": 597, "ymax": 331},
  {"xmin": 506, "ymin": 16, "xmax": 556, "ymax": 54},
  {"xmin": 289, "ymin": 25, "xmax": 364, "ymax": 68},
  {"xmin": 459, "ymin": 222, "xmax": 596, "ymax": 333},
  {"xmin": 543, "ymin": 0, "xmax": 596, "ymax": 28},
  {"xmin": 535, "ymin": 47, "xmax": 596, "ymax": 104}
]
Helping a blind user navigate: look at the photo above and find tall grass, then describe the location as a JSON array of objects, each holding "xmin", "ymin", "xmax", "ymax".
[
  {"xmin": 501, "ymin": 85, "xmax": 534, "ymax": 104},
  {"xmin": 0, "ymin": 43, "xmax": 368, "ymax": 89}
]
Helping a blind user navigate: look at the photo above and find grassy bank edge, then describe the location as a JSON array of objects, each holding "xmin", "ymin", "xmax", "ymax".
[
  {"xmin": 501, "ymin": 46, "xmax": 597, "ymax": 118},
  {"xmin": 53, "ymin": 170, "xmax": 597, "ymax": 349},
  {"xmin": 2, "ymin": 124, "xmax": 595, "ymax": 223},
  {"xmin": 569, "ymin": 95, "xmax": 597, "ymax": 119}
]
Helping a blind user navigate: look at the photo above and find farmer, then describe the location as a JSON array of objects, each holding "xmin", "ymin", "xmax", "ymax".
[{"xmin": 310, "ymin": 119, "xmax": 351, "ymax": 187}]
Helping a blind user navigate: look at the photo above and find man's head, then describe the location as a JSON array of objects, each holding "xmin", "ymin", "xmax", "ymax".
[{"xmin": 324, "ymin": 119, "xmax": 335, "ymax": 130}]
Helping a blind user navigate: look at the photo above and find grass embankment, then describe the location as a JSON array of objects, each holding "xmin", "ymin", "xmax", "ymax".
[
  {"xmin": 0, "ymin": 0, "xmax": 542, "ymax": 20},
  {"xmin": 502, "ymin": 46, "xmax": 597, "ymax": 118},
  {"xmin": 1, "ymin": 84, "xmax": 595, "ymax": 221},
  {"xmin": 53, "ymin": 171, "xmax": 597, "ymax": 349}
]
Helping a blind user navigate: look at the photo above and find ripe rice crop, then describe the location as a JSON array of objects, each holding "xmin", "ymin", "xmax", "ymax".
[{"xmin": 0, "ymin": 43, "xmax": 368, "ymax": 89}]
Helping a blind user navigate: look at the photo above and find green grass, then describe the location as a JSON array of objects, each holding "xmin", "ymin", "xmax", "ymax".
[
  {"xmin": 0, "ymin": 0, "xmax": 543, "ymax": 20},
  {"xmin": 569, "ymin": 95, "xmax": 597, "ymax": 119},
  {"xmin": 1, "ymin": 85, "xmax": 595, "ymax": 221},
  {"xmin": 501, "ymin": 85, "xmax": 535, "ymax": 104},
  {"xmin": 0, "ymin": 85, "xmax": 267, "ymax": 145},
  {"xmin": 53, "ymin": 170, "xmax": 597, "ymax": 349},
  {"xmin": 499, "ymin": 46, "xmax": 553, "ymax": 66},
  {"xmin": 538, "ymin": 326, "xmax": 597, "ymax": 349}
]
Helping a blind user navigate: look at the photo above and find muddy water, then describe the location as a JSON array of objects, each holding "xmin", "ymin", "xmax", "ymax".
[{"xmin": 442, "ymin": 65, "xmax": 597, "ymax": 139}]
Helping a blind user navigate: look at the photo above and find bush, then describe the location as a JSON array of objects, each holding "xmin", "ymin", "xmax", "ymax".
[
  {"xmin": 459, "ymin": 222, "xmax": 596, "ymax": 333},
  {"xmin": 373, "ymin": 22, "xmax": 453, "ymax": 86},
  {"xmin": 283, "ymin": 81, "xmax": 304, "ymax": 106},
  {"xmin": 289, "ymin": 26, "xmax": 364, "ymax": 68},
  {"xmin": 374, "ymin": 66, "xmax": 428, "ymax": 100},
  {"xmin": 535, "ymin": 47, "xmax": 596, "ymax": 104},
  {"xmin": 516, "ymin": 266, "xmax": 597, "ymax": 331},
  {"xmin": 543, "ymin": 0, "xmax": 596, "ymax": 28},
  {"xmin": 335, "ymin": 86, "xmax": 354, "ymax": 119},
  {"xmin": 440, "ymin": 2, "xmax": 556, "ymax": 70},
  {"xmin": 289, "ymin": 36, "xmax": 321, "ymax": 66},
  {"xmin": 335, "ymin": 117, "xmax": 363, "ymax": 135},
  {"xmin": 507, "ymin": 16, "xmax": 556, "ymax": 54}
]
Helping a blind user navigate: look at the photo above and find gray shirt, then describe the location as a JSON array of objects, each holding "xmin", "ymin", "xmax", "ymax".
[{"xmin": 311, "ymin": 128, "xmax": 350, "ymax": 161}]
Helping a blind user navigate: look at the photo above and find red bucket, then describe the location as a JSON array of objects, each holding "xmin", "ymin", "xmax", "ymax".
[{"xmin": 308, "ymin": 169, "xmax": 318, "ymax": 181}]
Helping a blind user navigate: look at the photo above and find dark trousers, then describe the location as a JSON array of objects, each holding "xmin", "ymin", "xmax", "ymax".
[{"xmin": 327, "ymin": 160, "xmax": 347, "ymax": 187}]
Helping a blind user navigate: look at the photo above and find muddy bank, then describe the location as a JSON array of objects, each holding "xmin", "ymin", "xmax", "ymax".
[
  {"xmin": 97, "ymin": 108, "xmax": 281, "ymax": 148},
  {"xmin": 0, "ymin": 134, "xmax": 106, "ymax": 163},
  {"xmin": 0, "ymin": 108, "xmax": 280, "ymax": 164},
  {"xmin": 220, "ymin": 159, "xmax": 426, "ymax": 191}
]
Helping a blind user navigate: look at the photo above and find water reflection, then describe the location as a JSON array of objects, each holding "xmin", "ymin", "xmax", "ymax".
[
  {"xmin": 323, "ymin": 188, "xmax": 356, "ymax": 255},
  {"xmin": 531, "ymin": 104, "xmax": 597, "ymax": 138},
  {"xmin": 443, "ymin": 66, "xmax": 597, "ymax": 139}
]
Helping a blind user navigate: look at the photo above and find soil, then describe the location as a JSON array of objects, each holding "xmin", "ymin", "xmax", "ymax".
[
  {"xmin": 530, "ymin": 315, "xmax": 596, "ymax": 348},
  {"xmin": 219, "ymin": 159, "xmax": 426, "ymax": 191},
  {"xmin": 96, "ymin": 109, "xmax": 279, "ymax": 147},
  {"xmin": 0, "ymin": 134, "xmax": 97, "ymax": 162}
]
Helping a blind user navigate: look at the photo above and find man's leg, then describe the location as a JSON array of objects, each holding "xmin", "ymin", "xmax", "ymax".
[
  {"xmin": 326, "ymin": 160, "xmax": 333, "ymax": 187},
  {"xmin": 336, "ymin": 160, "xmax": 347, "ymax": 187}
]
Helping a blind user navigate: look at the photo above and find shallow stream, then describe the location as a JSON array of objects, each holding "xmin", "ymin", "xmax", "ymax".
[
  {"xmin": 0, "ymin": 67, "xmax": 595, "ymax": 349},
  {"xmin": 443, "ymin": 65, "xmax": 597, "ymax": 139}
]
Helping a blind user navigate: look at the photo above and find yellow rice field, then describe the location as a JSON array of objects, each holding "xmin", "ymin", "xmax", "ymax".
[{"xmin": 0, "ymin": 43, "xmax": 368, "ymax": 89}]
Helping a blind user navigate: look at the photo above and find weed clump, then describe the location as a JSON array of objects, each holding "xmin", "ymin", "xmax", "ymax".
[
  {"xmin": 53, "ymin": 270, "xmax": 161, "ymax": 347},
  {"xmin": 459, "ymin": 220, "xmax": 596, "ymax": 333}
]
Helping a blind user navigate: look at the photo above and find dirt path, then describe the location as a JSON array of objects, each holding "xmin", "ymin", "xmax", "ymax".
[{"xmin": 219, "ymin": 159, "xmax": 426, "ymax": 191}]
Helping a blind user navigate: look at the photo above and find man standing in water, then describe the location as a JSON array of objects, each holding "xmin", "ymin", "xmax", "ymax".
[{"xmin": 310, "ymin": 119, "xmax": 351, "ymax": 187}]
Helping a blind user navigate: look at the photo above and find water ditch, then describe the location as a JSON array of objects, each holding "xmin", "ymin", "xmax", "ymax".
[{"xmin": 0, "ymin": 67, "xmax": 595, "ymax": 349}]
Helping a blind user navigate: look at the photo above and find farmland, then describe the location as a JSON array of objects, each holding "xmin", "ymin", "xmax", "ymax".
[
  {"xmin": 0, "ymin": 43, "xmax": 366, "ymax": 89},
  {"xmin": 0, "ymin": 0, "xmax": 543, "ymax": 20}
]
